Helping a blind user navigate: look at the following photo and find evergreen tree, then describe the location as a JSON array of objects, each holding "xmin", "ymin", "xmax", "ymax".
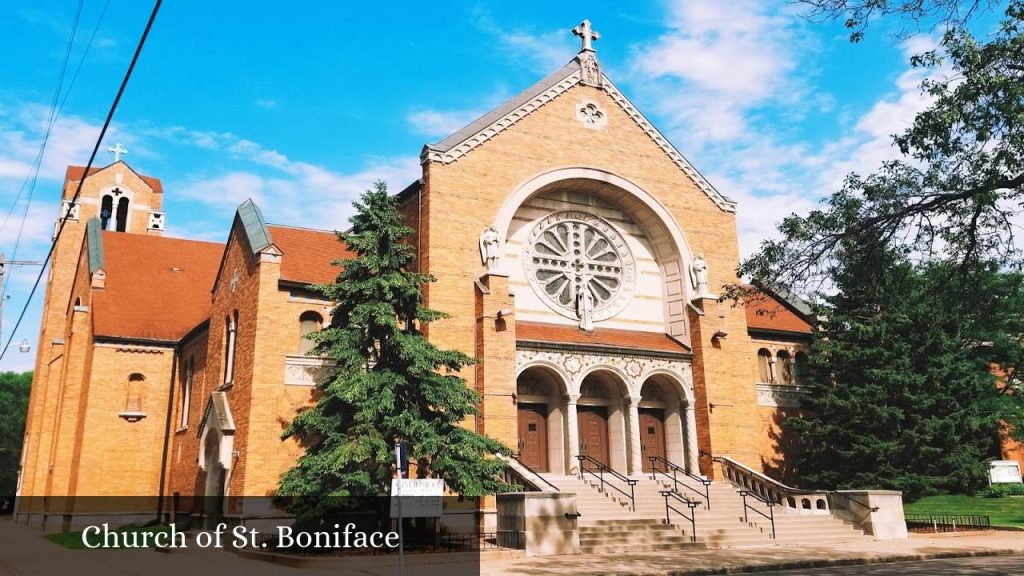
[
  {"xmin": 0, "ymin": 371, "xmax": 32, "ymax": 499},
  {"xmin": 788, "ymin": 231, "xmax": 1024, "ymax": 499},
  {"xmin": 278, "ymin": 182, "xmax": 510, "ymax": 522}
]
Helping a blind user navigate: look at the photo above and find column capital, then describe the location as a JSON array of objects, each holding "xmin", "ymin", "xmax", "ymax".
[
  {"xmin": 565, "ymin": 393, "xmax": 581, "ymax": 405},
  {"xmin": 626, "ymin": 395, "xmax": 643, "ymax": 407}
]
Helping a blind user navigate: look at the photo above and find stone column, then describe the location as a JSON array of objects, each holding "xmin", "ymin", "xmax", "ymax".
[
  {"xmin": 627, "ymin": 396, "xmax": 642, "ymax": 476},
  {"xmin": 566, "ymin": 394, "xmax": 581, "ymax": 475},
  {"xmin": 685, "ymin": 403, "xmax": 700, "ymax": 475}
]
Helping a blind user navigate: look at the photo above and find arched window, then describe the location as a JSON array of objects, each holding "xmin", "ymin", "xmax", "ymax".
[
  {"xmin": 777, "ymin": 350, "xmax": 792, "ymax": 384},
  {"xmin": 100, "ymin": 195, "xmax": 113, "ymax": 230},
  {"xmin": 223, "ymin": 311, "xmax": 238, "ymax": 387},
  {"xmin": 757, "ymin": 349, "xmax": 773, "ymax": 383},
  {"xmin": 115, "ymin": 196, "xmax": 129, "ymax": 232},
  {"xmin": 179, "ymin": 357, "xmax": 194, "ymax": 428},
  {"xmin": 100, "ymin": 192, "xmax": 130, "ymax": 231},
  {"xmin": 125, "ymin": 373, "xmax": 145, "ymax": 413},
  {"xmin": 794, "ymin": 352, "xmax": 809, "ymax": 384},
  {"xmin": 298, "ymin": 311, "xmax": 323, "ymax": 355}
]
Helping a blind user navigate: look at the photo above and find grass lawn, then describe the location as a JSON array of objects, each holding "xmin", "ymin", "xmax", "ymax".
[
  {"xmin": 904, "ymin": 495, "xmax": 1024, "ymax": 528},
  {"xmin": 44, "ymin": 525, "xmax": 171, "ymax": 550}
]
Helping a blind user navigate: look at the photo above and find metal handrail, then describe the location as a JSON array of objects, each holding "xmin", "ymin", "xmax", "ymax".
[
  {"xmin": 738, "ymin": 490, "xmax": 776, "ymax": 539},
  {"xmin": 505, "ymin": 455, "xmax": 560, "ymax": 492},
  {"xmin": 576, "ymin": 455, "xmax": 637, "ymax": 511},
  {"xmin": 660, "ymin": 490, "xmax": 699, "ymax": 543},
  {"xmin": 648, "ymin": 456, "xmax": 711, "ymax": 510}
]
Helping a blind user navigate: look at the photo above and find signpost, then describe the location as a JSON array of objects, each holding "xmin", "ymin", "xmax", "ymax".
[{"xmin": 392, "ymin": 440, "xmax": 445, "ymax": 576}]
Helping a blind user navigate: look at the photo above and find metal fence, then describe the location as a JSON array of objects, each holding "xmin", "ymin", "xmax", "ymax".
[{"xmin": 904, "ymin": 514, "xmax": 991, "ymax": 532}]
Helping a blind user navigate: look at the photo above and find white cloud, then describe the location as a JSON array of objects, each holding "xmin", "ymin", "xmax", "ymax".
[
  {"xmin": 407, "ymin": 109, "xmax": 485, "ymax": 139},
  {"xmin": 474, "ymin": 15, "xmax": 574, "ymax": 73},
  {"xmin": 631, "ymin": 0, "xmax": 806, "ymax": 143}
]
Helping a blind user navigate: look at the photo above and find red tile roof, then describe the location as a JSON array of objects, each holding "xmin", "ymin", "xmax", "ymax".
[
  {"xmin": 516, "ymin": 321, "xmax": 690, "ymax": 353},
  {"xmin": 66, "ymin": 164, "xmax": 163, "ymax": 193},
  {"xmin": 92, "ymin": 232, "xmax": 222, "ymax": 341},
  {"xmin": 744, "ymin": 291, "xmax": 812, "ymax": 334},
  {"xmin": 267, "ymin": 225, "xmax": 352, "ymax": 285}
]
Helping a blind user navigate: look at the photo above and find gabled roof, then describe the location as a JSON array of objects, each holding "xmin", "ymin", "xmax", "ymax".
[
  {"xmin": 267, "ymin": 224, "xmax": 351, "ymax": 285},
  {"xmin": 744, "ymin": 287, "xmax": 813, "ymax": 335},
  {"xmin": 66, "ymin": 162, "xmax": 163, "ymax": 193},
  {"xmin": 421, "ymin": 53, "xmax": 736, "ymax": 212},
  {"xmin": 91, "ymin": 231, "xmax": 223, "ymax": 341},
  {"xmin": 517, "ymin": 321, "xmax": 690, "ymax": 355}
]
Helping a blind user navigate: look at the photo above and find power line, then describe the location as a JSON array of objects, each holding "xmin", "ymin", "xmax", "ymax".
[
  {"xmin": 0, "ymin": 0, "xmax": 164, "ymax": 364},
  {"xmin": 0, "ymin": 0, "xmax": 113, "ymax": 297},
  {"xmin": 0, "ymin": 0, "xmax": 85, "ymax": 245}
]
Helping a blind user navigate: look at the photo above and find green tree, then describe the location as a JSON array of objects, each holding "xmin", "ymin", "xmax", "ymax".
[
  {"xmin": 277, "ymin": 182, "xmax": 510, "ymax": 523},
  {"xmin": 787, "ymin": 232, "xmax": 1024, "ymax": 499},
  {"xmin": 0, "ymin": 371, "xmax": 32, "ymax": 498},
  {"xmin": 741, "ymin": 1, "xmax": 1024, "ymax": 295}
]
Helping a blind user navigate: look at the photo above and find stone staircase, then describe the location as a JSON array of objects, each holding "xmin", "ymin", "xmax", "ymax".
[{"xmin": 538, "ymin": 470, "xmax": 872, "ymax": 550}]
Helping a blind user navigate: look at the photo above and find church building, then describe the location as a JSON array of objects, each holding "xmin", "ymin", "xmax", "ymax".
[{"xmin": 17, "ymin": 22, "xmax": 831, "ymax": 528}]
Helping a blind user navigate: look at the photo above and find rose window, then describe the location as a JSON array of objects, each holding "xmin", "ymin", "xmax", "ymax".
[{"xmin": 523, "ymin": 211, "xmax": 636, "ymax": 322}]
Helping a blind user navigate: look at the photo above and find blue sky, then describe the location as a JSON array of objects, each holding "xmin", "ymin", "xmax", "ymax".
[{"xmin": 0, "ymin": 1, "xmax": 1006, "ymax": 370}]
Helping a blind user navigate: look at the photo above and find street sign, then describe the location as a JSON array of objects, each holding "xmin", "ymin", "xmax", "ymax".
[{"xmin": 390, "ymin": 478, "xmax": 445, "ymax": 518}]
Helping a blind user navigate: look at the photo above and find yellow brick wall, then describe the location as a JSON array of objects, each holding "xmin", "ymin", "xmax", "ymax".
[{"xmin": 420, "ymin": 82, "xmax": 760, "ymax": 467}]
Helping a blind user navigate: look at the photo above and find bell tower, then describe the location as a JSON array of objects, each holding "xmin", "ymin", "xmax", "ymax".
[{"xmin": 18, "ymin": 155, "xmax": 166, "ymax": 500}]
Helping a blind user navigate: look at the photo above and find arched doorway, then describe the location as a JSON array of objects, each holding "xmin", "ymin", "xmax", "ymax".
[
  {"xmin": 639, "ymin": 374, "xmax": 691, "ymax": 473},
  {"xmin": 516, "ymin": 366, "xmax": 567, "ymax": 474},
  {"xmin": 202, "ymin": 431, "xmax": 226, "ymax": 526},
  {"xmin": 578, "ymin": 369, "xmax": 628, "ymax": 472}
]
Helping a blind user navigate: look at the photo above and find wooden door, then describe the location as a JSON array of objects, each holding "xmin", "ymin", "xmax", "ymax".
[
  {"xmin": 517, "ymin": 404, "xmax": 548, "ymax": 472},
  {"xmin": 640, "ymin": 409, "xmax": 667, "ymax": 473},
  {"xmin": 577, "ymin": 406, "xmax": 609, "ymax": 470}
]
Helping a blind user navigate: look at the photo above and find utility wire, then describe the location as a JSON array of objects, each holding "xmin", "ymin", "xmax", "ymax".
[
  {"xmin": 1, "ymin": 0, "xmax": 112, "ymax": 297},
  {"xmin": 0, "ymin": 0, "xmax": 163, "ymax": 364},
  {"xmin": 0, "ymin": 0, "xmax": 84, "ymax": 257}
]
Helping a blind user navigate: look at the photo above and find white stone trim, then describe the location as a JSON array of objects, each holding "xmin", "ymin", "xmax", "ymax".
[
  {"xmin": 600, "ymin": 76, "xmax": 736, "ymax": 212},
  {"xmin": 420, "ymin": 67, "xmax": 735, "ymax": 212},
  {"xmin": 422, "ymin": 70, "xmax": 583, "ymax": 165},
  {"xmin": 756, "ymin": 383, "xmax": 810, "ymax": 408}
]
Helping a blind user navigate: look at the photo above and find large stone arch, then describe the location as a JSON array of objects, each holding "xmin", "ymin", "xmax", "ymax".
[{"xmin": 492, "ymin": 166, "xmax": 694, "ymax": 341}]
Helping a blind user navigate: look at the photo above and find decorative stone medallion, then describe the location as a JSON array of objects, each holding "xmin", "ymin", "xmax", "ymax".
[
  {"xmin": 523, "ymin": 211, "xmax": 636, "ymax": 322},
  {"xmin": 576, "ymin": 100, "xmax": 607, "ymax": 129}
]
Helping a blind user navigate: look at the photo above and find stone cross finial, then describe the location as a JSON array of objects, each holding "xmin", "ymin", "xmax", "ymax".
[
  {"xmin": 573, "ymin": 19, "xmax": 600, "ymax": 53},
  {"xmin": 107, "ymin": 143, "xmax": 128, "ymax": 162}
]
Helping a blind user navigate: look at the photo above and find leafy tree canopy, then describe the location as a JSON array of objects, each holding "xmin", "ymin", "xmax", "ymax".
[
  {"xmin": 0, "ymin": 371, "xmax": 32, "ymax": 497},
  {"xmin": 277, "ymin": 182, "xmax": 510, "ymax": 523},
  {"xmin": 797, "ymin": 0, "xmax": 1002, "ymax": 41},
  {"xmin": 741, "ymin": 1, "xmax": 1024, "ymax": 295}
]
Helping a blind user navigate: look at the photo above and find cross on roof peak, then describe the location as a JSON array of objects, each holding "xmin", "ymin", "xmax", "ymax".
[
  {"xmin": 107, "ymin": 143, "xmax": 128, "ymax": 162},
  {"xmin": 573, "ymin": 19, "xmax": 600, "ymax": 53}
]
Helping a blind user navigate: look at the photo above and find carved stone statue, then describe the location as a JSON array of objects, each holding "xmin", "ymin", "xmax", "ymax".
[
  {"xmin": 575, "ymin": 279, "xmax": 594, "ymax": 332},
  {"xmin": 479, "ymin": 226, "xmax": 501, "ymax": 272},
  {"xmin": 690, "ymin": 253, "xmax": 710, "ymax": 297}
]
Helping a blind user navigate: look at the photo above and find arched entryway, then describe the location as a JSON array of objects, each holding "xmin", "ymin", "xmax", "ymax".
[
  {"xmin": 577, "ymin": 369, "xmax": 629, "ymax": 473},
  {"xmin": 638, "ymin": 372, "xmax": 698, "ymax": 474},
  {"xmin": 516, "ymin": 365, "xmax": 568, "ymax": 474}
]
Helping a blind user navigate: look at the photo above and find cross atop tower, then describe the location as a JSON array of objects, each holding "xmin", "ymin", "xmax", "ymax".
[
  {"xmin": 573, "ymin": 19, "xmax": 600, "ymax": 53},
  {"xmin": 107, "ymin": 143, "xmax": 128, "ymax": 162}
]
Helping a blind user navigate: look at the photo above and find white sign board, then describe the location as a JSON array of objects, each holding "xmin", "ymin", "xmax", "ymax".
[
  {"xmin": 990, "ymin": 460, "xmax": 1023, "ymax": 484},
  {"xmin": 390, "ymin": 478, "xmax": 445, "ymax": 518}
]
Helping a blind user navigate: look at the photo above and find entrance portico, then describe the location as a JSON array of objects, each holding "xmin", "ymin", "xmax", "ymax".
[{"xmin": 515, "ymin": 333, "xmax": 698, "ymax": 477}]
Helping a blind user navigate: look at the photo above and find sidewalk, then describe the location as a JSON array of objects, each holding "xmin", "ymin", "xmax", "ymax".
[
  {"xmin": 481, "ymin": 531, "xmax": 1024, "ymax": 576},
  {"xmin": 1, "ymin": 517, "xmax": 1022, "ymax": 576}
]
